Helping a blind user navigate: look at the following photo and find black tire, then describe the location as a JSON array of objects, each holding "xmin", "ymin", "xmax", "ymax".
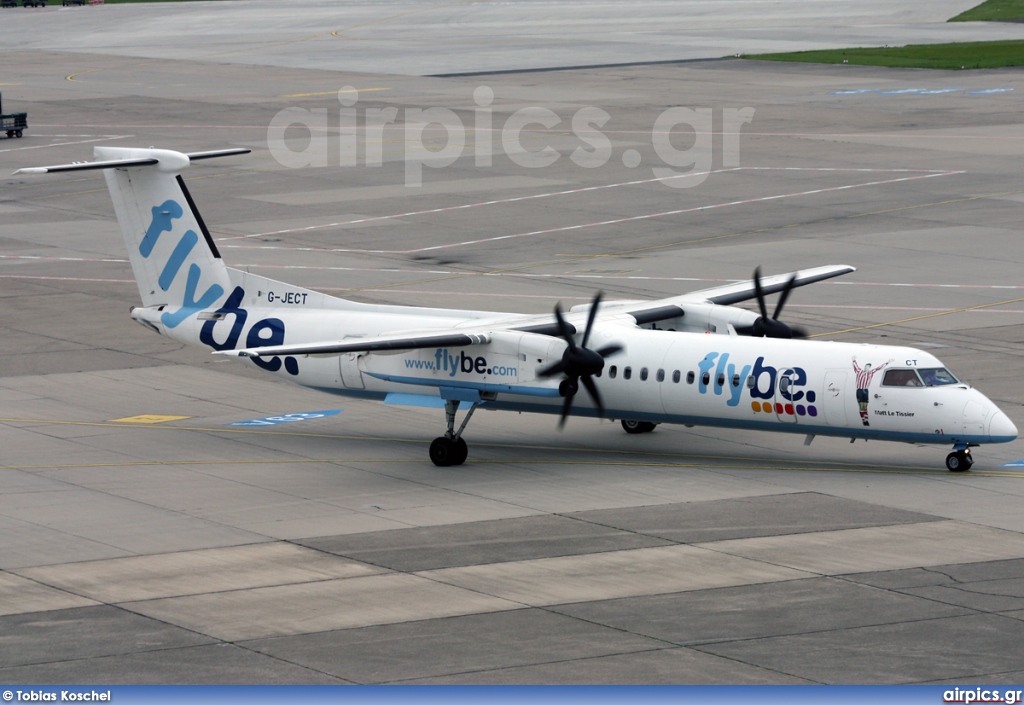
[
  {"xmin": 5, "ymin": 131, "xmax": 12, "ymax": 139},
  {"xmin": 621, "ymin": 419, "xmax": 657, "ymax": 434},
  {"xmin": 946, "ymin": 452, "xmax": 970, "ymax": 473},
  {"xmin": 429, "ymin": 436, "xmax": 457, "ymax": 467},
  {"xmin": 15, "ymin": 130, "xmax": 22, "ymax": 138},
  {"xmin": 452, "ymin": 437, "xmax": 468, "ymax": 466}
]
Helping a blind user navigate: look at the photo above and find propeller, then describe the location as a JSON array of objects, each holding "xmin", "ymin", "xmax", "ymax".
[
  {"xmin": 737, "ymin": 267, "xmax": 808, "ymax": 339},
  {"xmin": 537, "ymin": 292, "xmax": 624, "ymax": 428}
]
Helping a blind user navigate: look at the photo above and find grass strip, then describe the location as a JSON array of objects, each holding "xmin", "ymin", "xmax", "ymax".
[
  {"xmin": 949, "ymin": 0, "xmax": 1024, "ymax": 22},
  {"xmin": 741, "ymin": 40, "xmax": 1024, "ymax": 69}
]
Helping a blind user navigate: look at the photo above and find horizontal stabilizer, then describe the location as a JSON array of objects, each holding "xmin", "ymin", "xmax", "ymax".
[
  {"xmin": 15, "ymin": 158, "xmax": 159, "ymax": 175},
  {"xmin": 13, "ymin": 148, "xmax": 251, "ymax": 175},
  {"xmin": 183, "ymin": 148, "xmax": 253, "ymax": 161}
]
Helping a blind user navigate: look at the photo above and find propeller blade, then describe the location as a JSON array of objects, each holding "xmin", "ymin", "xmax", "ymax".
[
  {"xmin": 596, "ymin": 343, "xmax": 624, "ymax": 358},
  {"xmin": 580, "ymin": 374, "xmax": 605, "ymax": 417},
  {"xmin": 557, "ymin": 392, "xmax": 573, "ymax": 430},
  {"xmin": 580, "ymin": 291, "xmax": 603, "ymax": 349},
  {"xmin": 752, "ymin": 267, "xmax": 769, "ymax": 320},
  {"xmin": 772, "ymin": 273, "xmax": 797, "ymax": 320},
  {"xmin": 537, "ymin": 359, "xmax": 567, "ymax": 378},
  {"xmin": 553, "ymin": 304, "xmax": 576, "ymax": 351}
]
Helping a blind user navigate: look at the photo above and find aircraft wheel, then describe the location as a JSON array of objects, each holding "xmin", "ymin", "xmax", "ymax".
[
  {"xmin": 621, "ymin": 420, "xmax": 657, "ymax": 434},
  {"xmin": 429, "ymin": 436, "xmax": 468, "ymax": 467},
  {"xmin": 430, "ymin": 437, "xmax": 455, "ymax": 466},
  {"xmin": 452, "ymin": 437, "xmax": 468, "ymax": 466},
  {"xmin": 945, "ymin": 451, "xmax": 972, "ymax": 473}
]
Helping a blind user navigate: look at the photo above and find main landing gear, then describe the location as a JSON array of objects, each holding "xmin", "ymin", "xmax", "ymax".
[
  {"xmin": 429, "ymin": 399, "xmax": 479, "ymax": 467},
  {"xmin": 621, "ymin": 419, "xmax": 658, "ymax": 434},
  {"xmin": 945, "ymin": 446, "xmax": 975, "ymax": 473}
]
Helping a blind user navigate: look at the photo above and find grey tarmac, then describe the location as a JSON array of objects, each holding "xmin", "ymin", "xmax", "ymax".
[{"xmin": 1, "ymin": 0, "xmax": 1024, "ymax": 685}]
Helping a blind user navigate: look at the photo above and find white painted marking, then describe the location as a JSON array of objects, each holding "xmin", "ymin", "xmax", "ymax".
[
  {"xmin": 0, "ymin": 135, "xmax": 132, "ymax": 154},
  {"xmin": 217, "ymin": 167, "xmax": 956, "ymax": 243},
  {"xmin": 216, "ymin": 168, "xmax": 735, "ymax": 241},
  {"xmin": 220, "ymin": 169, "xmax": 964, "ymax": 255},
  {"xmin": 7, "ymin": 256, "xmax": 1020, "ymax": 293}
]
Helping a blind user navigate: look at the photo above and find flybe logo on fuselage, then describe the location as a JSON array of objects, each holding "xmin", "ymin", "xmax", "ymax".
[
  {"xmin": 697, "ymin": 352, "xmax": 818, "ymax": 417},
  {"xmin": 403, "ymin": 349, "xmax": 517, "ymax": 378}
]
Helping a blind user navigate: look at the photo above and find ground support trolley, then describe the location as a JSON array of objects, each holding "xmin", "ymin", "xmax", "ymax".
[{"xmin": 1, "ymin": 113, "xmax": 27, "ymax": 138}]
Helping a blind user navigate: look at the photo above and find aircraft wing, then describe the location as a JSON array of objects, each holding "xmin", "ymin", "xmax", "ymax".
[
  {"xmin": 217, "ymin": 264, "xmax": 855, "ymax": 358},
  {"xmin": 216, "ymin": 330, "xmax": 493, "ymax": 358},
  {"xmin": 603, "ymin": 264, "xmax": 856, "ymax": 325}
]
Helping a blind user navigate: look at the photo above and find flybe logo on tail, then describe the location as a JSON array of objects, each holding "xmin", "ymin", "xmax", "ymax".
[{"xmin": 142, "ymin": 200, "xmax": 224, "ymax": 328}]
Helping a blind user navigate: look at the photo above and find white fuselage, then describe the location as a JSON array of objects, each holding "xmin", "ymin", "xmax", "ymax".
[{"xmin": 141, "ymin": 298, "xmax": 1016, "ymax": 448}]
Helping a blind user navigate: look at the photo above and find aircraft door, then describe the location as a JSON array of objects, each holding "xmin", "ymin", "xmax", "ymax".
[
  {"xmin": 339, "ymin": 352, "xmax": 365, "ymax": 389},
  {"xmin": 822, "ymin": 370, "xmax": 849, "ymax": 427},
  {"xmin": 773, "ymin": 367, "xmax": 800, "ymax": 424},
  {"xmin": 963, "ymin": 401, "xmax": 987, "ymax": 437}
]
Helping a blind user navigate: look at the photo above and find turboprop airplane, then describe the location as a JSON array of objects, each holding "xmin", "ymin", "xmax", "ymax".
[{"xmin": 16, "ymin": 147, "xmax": 1018, "ymax": 471}]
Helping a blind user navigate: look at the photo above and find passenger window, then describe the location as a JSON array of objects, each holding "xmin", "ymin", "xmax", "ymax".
[
  {"xmin": 882, "ymin": 369, "xmax": 923, "ymax": 387},
  {"xmin": 656, "ymin": 369, "xmax": 665, "ymax": 382},
  {"xmin": 595, "ymin": 368, "xmax": 602, "ymax": 378},
  {"xmin": 701, "ymin": 372, "xmax": 710, "ymax": 386},
  {"xmin": 779, "ymin": 377, "xmax": 789, "ymax": 393},
  {"xmin": 672, "ymin": 370, "xmax": 680, "ymax": 383},
  {"xmin": 624, "ymin": 366, "xmax": 632, "ymax": 380},
  {"xmin": 608, "ymin": 365, "xmax": 617, "ymax": 379},
  {"xmin": 746, "ymin": 376, "xmax": 755, "ymax": 389},
  {"xmin": 686, "ymin": 371, "xmax": 695, "ymax": 384},
  {"xmin": 640, "ymin": 367, "xmax": 649, "ymax": 381},
  {"xmin": 717, "ymin": 373, "xmax": 725, "ymax": 387},
  {"xmin": 732, "ymin": 374, "xmax": 740, "ymax": 388}
]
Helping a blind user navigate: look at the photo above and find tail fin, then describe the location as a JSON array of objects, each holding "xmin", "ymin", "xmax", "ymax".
[
  {"xmin": 15, "ymin": 146, "xmax": 359, "ymax": 337},
  {"xmin": 16, "ymin": 147, "xmax": 252, "ymax": 328},
  {"xmin": 95, "ymin": 147, "xmax": 236, "ymax": 329}
]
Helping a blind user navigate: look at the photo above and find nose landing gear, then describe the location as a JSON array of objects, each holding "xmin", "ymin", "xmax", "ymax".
[{"xmin": 945, "ymin": 445, "xmax": 974, "ymax": 472}]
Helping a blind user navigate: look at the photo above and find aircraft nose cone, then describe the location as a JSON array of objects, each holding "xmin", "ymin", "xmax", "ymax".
[{"xmin": 989, "ymin": 411, "xmax": 1018, "ymax": 441}]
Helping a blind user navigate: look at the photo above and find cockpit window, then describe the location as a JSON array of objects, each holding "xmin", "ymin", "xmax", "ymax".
[
  {"xmin": 919, "ymin": 367, "xmax": 959, "ymax": 386},
  {"xmin": 882, "ymin": 369, "xmax": 923, "ymax": 387}
]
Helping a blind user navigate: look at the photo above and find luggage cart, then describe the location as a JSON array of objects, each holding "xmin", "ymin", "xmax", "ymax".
[
  {"xmin": 0, "ymin": 90, "xmax": 27, "ymax": 138},
  {"xmin": 1, "ymin": 112, "xmax": 27, "ymax": 138}
]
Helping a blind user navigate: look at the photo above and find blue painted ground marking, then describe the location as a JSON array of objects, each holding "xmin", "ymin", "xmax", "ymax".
[
  {"xmin": 919, "ymin": 88, "xmax": 964, "ymax": 94},
  {"xmin": 969, "ymin": 88, "xmax": 1014, "ymax": 95},
  {"xmin": 1001, "ymin": 460, "xmax": 1024, "ymax": 468},
  {"xmin": 831, "ymin": 89, "xmax": 876, "ymax": 95},
  {"xmin": 230, "ymin": 410, "xmax": 342, "ymax": 426},
  {"xmin": 878, "ymin": 88, "xmax": 927, "ymax": 95}
]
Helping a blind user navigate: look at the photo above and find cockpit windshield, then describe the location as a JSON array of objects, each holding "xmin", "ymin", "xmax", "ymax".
[
  {"xmin": 882, "ymin": 369, "xmax": 922, "ymax": 387},
  {"xmin": 919, "ymin": 367, "xmax": 959, "ymax": 386}
]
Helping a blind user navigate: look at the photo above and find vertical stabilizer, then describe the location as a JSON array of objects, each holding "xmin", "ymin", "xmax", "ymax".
[{"xmin": 97, "ymin": 147, "xmax": 232, "ymax": 330}]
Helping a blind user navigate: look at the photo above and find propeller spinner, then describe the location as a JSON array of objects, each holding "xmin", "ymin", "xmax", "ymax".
[
  {"xmin": 736, "ymin": 267, "xmax": 808, "ymax": 339},
  {"xmin": 537, "ymin": 292, "xmax": 623, "ymax": 428}
]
